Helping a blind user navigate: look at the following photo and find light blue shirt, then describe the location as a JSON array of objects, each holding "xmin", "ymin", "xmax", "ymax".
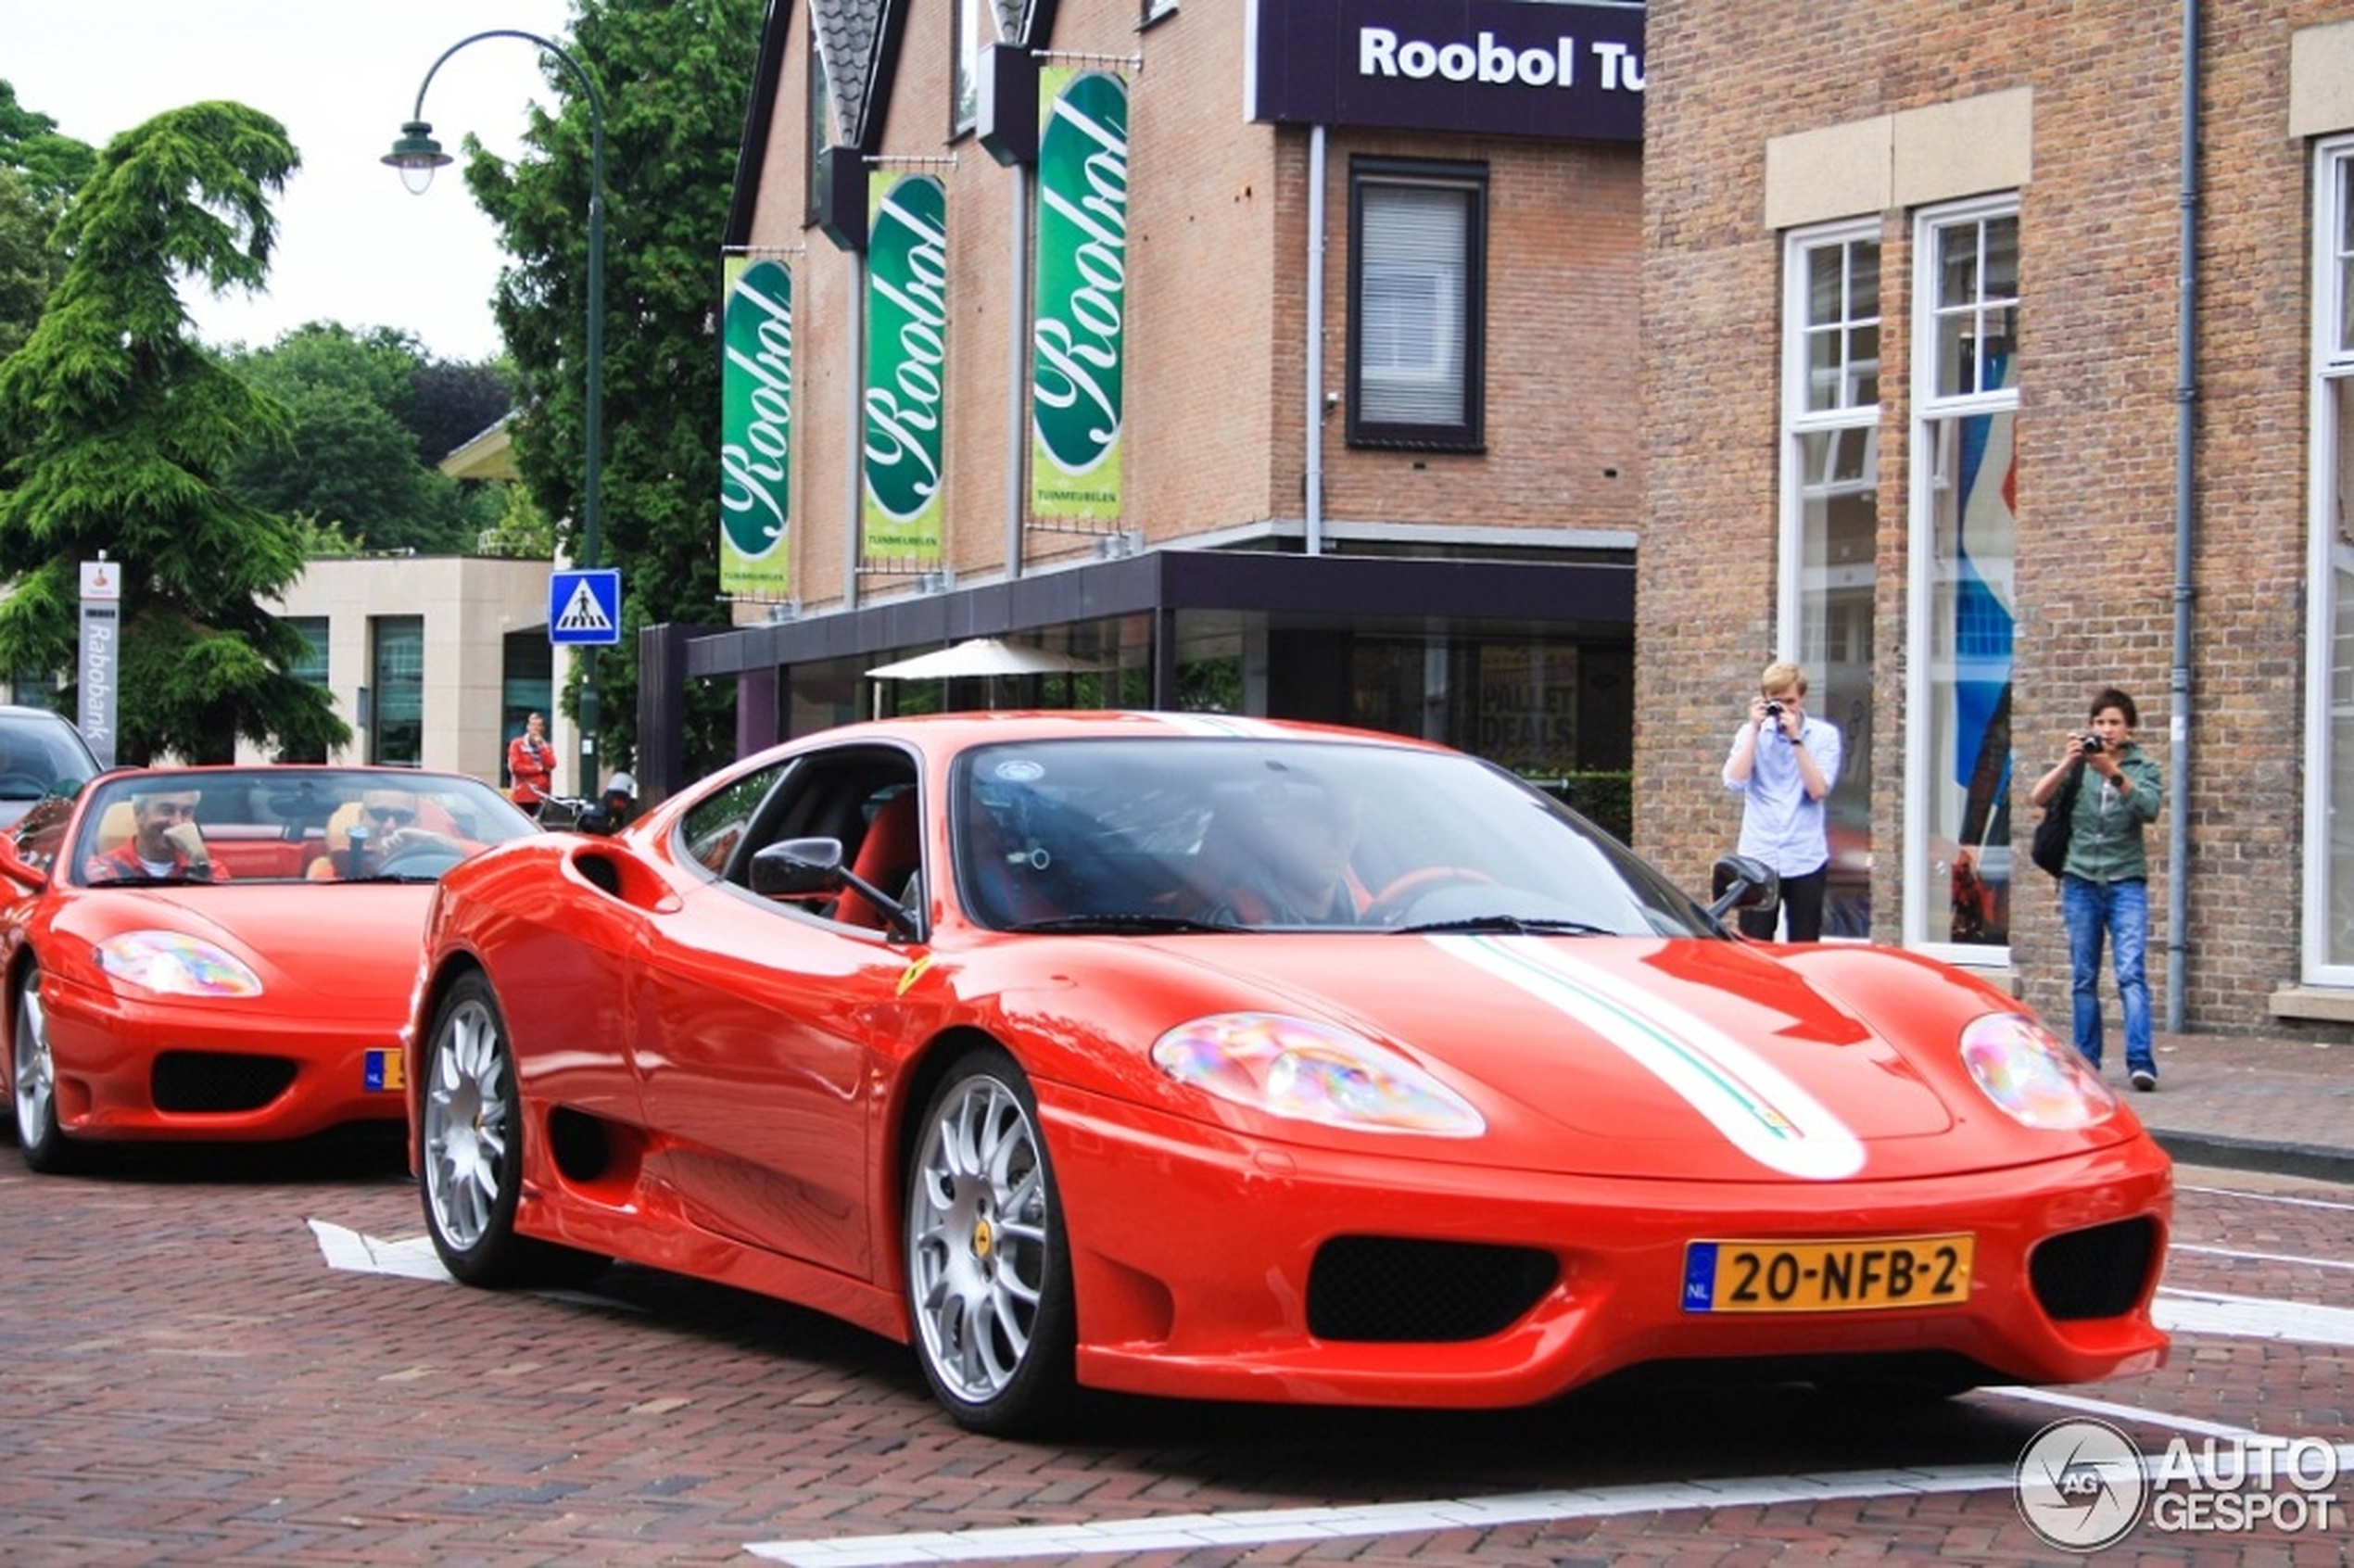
[{"xmin": 1724, "ymin": 714, "xmax": 1843, "ymax": 878}]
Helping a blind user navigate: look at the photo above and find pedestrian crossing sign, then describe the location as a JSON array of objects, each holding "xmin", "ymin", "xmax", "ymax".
[{"xmin": 549, "ymin": 568, "xmax": 623, "ymax": 646}]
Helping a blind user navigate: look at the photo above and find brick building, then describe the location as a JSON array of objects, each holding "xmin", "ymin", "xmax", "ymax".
[
  {"xmin": 1639, "ymin": 2, "xmax": 2354, "ymax": 1033},
  {"xmin": 682, "ymin": 0, "xmax": 1646, "ymax": 794},
  {"xmin": 665, "ymin": 0, "xmax": 2354, "ymax": 1034}
]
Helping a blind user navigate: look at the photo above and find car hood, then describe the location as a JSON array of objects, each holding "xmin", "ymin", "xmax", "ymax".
[
  {"xmin": 1003, "ymin": 930, "xmax": 2143, "ymax": 1183},
  {"xmin": 57, "ymin": 884, "xmax": 433, "ymax": 1015}
]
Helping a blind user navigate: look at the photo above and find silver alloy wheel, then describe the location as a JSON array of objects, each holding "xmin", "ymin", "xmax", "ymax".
[
  {"xmin": 422, "ymin": 991, "xmax": 513, "ymax": 1252},
  {"xmin": 906, "ymin": 1071, "xmax": 1051, "ymax": 1405},
  {"xmin": 13, "ymin": 970, "xmax": 52, "ymax": 1147}
]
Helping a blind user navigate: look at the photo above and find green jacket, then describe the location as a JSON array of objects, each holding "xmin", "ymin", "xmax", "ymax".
[{"xmin": 2062, "ymin": 742, "xmax": 2162, "ymax": 883}]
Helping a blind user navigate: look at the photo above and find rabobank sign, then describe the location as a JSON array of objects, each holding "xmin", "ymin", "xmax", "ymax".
[{"xmin": 1247, "ymin": 0, "xmax": 1644, "ymax": 142}]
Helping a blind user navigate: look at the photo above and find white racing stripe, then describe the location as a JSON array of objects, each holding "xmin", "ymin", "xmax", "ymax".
[{"xmin": 1432, "ymin": 934, "xmax": 1866, "ymax": 1179}]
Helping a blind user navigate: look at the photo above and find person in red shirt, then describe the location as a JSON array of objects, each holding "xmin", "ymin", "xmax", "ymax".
[
  {"xmin": 507, "ymin": 711, "xmax": 554, "ymax": 808},
  {"xmin": 83, "ymin": 789, "xmax": 224, "ymax": 882}
]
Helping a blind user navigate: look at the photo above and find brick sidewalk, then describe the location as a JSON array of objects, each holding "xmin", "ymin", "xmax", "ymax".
[{"xmin": 2130, "ymin": 1031, "xmax": 2353, "ymax": 1181}]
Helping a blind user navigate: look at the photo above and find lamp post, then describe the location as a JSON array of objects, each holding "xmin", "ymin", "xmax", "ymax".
[{"xmin": 386, "ymin": 30, "xmax": 605, "ymax": 797}]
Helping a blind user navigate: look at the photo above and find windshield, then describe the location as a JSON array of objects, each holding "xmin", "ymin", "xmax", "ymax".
[
  {"xmin": 65, "ymin": 768, "xmax": 538, "ymax": 886},
  {"xmin": 953, "ymin": 737, "xmax": 1715, "ymax": 937},
  {"xmin": 0, "ymin": 711, "xmax": 98, "ymax": 803}
]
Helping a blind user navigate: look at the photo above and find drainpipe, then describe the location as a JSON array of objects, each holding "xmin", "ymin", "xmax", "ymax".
[
  {"xmin": 1306, "ymin": 124, "xmax": 1327, "ymax": 556},
  {"xmin": 1006, "ymin": 161, "xmax": 1031, "ymax": 579},
  {"xmin": 845, "ymin": 248, "xmax": 865, "ymax": 613},
  {"xmin": 2166, "ymin": 0, "xmax": 2200, "ymax": 1030}
]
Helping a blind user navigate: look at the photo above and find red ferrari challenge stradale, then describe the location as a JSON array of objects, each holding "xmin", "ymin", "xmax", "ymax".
[
  {"xmin": 0, "ymin": 765, "xmax": 538, "ymax": 1170},
  {"xmin": 407, "ymin": 713, "xmax": 2171, "ymax": 1435}
]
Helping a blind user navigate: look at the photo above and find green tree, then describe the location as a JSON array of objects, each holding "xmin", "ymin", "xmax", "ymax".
[
  {"xmin": 0, "ymin": 83, "xmax": 96, "ymax": 368},
  {"xmin": 222, "ymin": 322, "xmax": 501, "ymax": 553},
  {"xmin": 467, "ymin": 0, "xmax": 759, "ymax": 777},
  {"xmin": 0, "ymin": 102, "xmax": 345, "ymax": 764},
  {"xmin": 0, "ymin": 82, "xmax": 97, "ymax": 206}
]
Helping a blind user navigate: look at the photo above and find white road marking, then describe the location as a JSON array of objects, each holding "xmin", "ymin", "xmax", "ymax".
[
  {"xmin": 2178, "ymin": 1182, "xmax": 2354, "ymax": 1213},
  {"xmin": 308, "ymin": 1219, "xmax": 451, "ymax": 1282},
  {"xmin": 746, "ymin": 1438, "xmax": 2354, "ymax": 1566},
  {"xmin": 304, "ymin": 1217, "xmax": 2354, "ymax": 1564},
  {"xmin": 2155, "ymin": 1287, "xmax": 2354, "ymax": 1347},
  {"xmin": 1988, "ymin": 1384, "xmax": 2259, "ymax": 1440},
  {"xmin": 2171, "ymin": 1242, "xmax": 2354, "ymax": 1271}
]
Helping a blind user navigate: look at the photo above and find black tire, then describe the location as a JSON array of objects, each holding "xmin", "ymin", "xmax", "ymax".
[
  {"xmin": 417, "ymin": 971, "xmax": 601, "ymax": 1288},
  {"xmin": 13, "ymin": 963, "xmax": 82, "ymax": 1174},
  {"xmin": 903, "ymin": 1045, "xmax": 1078, "ymax": 1435}
]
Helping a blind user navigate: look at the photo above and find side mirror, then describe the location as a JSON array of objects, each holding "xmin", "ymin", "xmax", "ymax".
[
  {"xmin": 750, "ymin": 837, "xmax": 850, "ymax": 898},
  {"xmin": 749, "ymin": 837, "xmax": 919, "ymax": 938},
  {"xmin": 1707, "ymin": 854, "xmax": 1781, "ymax": 922}
]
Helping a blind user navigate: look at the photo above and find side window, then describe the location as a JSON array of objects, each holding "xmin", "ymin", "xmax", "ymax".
[
  {"xmin": 679, "ymin": 763, "xmax": 791, "ymax": 877},
  {"xmin": 1348, "ymin": 158, "xmax": 1487, "ymax": 450},
  {"xmin": 729, "ymin": 751, "xmax": 921, "ymax": 929}
]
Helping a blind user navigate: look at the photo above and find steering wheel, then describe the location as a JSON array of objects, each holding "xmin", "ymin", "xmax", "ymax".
[
  {"xmin": 1363, "ymin": 865, "xmax": 1500, "ymax": 925},
  {"xmin": 0, "ymin": 773, "xmax": 50, "ymax": 799},
  {"xmin": 372, "ymin": 846, "xmax": 466, "ymax": 879}
]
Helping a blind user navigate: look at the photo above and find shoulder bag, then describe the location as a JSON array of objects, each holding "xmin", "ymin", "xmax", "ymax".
[{"xmin": 2031, "ymin": 761, "xmax": 2085, "ymax": 879}]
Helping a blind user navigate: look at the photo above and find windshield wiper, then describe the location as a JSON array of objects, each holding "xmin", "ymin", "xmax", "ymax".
[
  {"xmin": 1004, "ymin": 912, "xmax": 1251, "ymax": 934},
  {"xmin": 1387, "ymin": 915, "xmax": 1616, "ymax": 936}
]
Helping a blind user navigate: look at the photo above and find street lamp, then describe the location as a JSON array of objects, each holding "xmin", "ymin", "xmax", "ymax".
[{"xmin": 386, "ymin": 30, "xmax": 605, "ymax": 798}]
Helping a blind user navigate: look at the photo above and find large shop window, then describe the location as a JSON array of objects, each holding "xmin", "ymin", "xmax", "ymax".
[
  {"xmin": 1908, "ymin": 200, "xmax": 2019, "ymax": 959},
  {"xmin": 1780, "ymin": 222, "xmax": 1881, "ymax": 938},
  {"xmin": 1347, "ymin": 159, "xmax": 1486, "ymax": 450},
  {"xmin": 2303, "ymin": 139, "xmax": 2354, "ymax": 981}
]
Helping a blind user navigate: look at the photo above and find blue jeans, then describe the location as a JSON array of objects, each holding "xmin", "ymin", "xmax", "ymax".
[{"xmin": 2062, "ymin": 876, "xmax": 2153, "ymax": 1076}]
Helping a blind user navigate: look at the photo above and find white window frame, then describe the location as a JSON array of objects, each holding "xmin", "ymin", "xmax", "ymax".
[
  {"xmin": 1777, "ymin": 220, "xmax": 1882, "ymax": 639},
  {"xmin": 1777, "ymin": 220, "xmax": 1881, "ymax": 941},
  {"xmin": 2302, "ymin": 135, "xmax": 2354, "ymax": 983},
  {"xmin": 1905, "ymin": 193, "xmax": 2020, "ymax": 961}
]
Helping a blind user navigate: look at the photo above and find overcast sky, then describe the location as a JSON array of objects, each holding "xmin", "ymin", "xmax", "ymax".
[{"xmin": 7, "ymin": 0, "xmax": 576, "ymax": 362}]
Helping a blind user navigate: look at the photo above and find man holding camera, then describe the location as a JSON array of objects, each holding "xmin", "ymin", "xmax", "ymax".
[{"xmin": 1722, "ymin": 660, "xmax": 1843, "ymax": 942}]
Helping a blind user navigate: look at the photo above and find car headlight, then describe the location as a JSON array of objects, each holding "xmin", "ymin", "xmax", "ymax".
[
  {"xmin": 1960, "ymin": 1013, "xmax": 2115, "ymax": 1129},
  {"xmin": 1151, "ymin": 1012, "xmax": 1485, "ymax": 1137},
  {"xmin": 92, "ymin": 931, "xmax": 263, "ymax": 998}
]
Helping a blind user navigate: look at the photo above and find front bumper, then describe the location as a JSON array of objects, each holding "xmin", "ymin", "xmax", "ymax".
[
  {"xmin": 33, "ymin": 970, "xmax": 408, "ymax": 1144},
  {"xmin": 1042, "ymin": 1086, "xmax": 2171, "ymax": 1408}
]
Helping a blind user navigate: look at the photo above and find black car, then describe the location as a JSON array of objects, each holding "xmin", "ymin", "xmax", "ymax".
[{"xmin": 0, "ymin": 706, "xmax": 101, "ymax": 828}]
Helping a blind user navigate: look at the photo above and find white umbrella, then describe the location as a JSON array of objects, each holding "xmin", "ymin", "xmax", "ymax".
[{"xmin": 866, "ymin": 637, "xmax": 1102, "ymax": 679}]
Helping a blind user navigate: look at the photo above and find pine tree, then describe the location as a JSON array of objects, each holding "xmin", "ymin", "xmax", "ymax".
[{"xmin": 0, "ymin": 102, "xmax": 345, "ymax": 763}]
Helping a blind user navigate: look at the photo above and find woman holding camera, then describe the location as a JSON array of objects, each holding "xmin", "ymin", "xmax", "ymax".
[{"xmin": 2029, "ymin": 687, "xmax": 2164, "ymax": 1090}]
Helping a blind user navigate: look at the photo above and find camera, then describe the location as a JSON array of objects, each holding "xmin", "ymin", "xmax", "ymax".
[
  {"xmin": 2080, "ymin": 734, "xmax": 2106, "ymax": 755},
  {"xmin": 1764, "ymin": 701, "xmax": 1784, "ymax": 720}
]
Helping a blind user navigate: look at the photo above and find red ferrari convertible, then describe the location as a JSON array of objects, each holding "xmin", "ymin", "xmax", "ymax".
[
  {"xmin": 408, "ymin": 713, "xmax": 2170, "ymax": 1434},
  {"xmin": 0, "ymin": 765, "xmax": 537, "ymax": 1170}
]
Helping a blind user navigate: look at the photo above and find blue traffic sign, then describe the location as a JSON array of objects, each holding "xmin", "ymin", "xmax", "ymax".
[{"xmin": 550, "ymin": 568, "xmax": 623, "ymax": 646}]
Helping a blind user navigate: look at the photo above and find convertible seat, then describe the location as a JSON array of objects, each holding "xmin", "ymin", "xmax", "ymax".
[{"xmin": 833, "ymin": 790, "xmax": 919, "ymax": 930}]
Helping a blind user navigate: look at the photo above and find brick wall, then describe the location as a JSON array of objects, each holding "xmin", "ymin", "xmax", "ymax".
[{"xmin": 1644, "ymin": 0, "xmax": 2348, "ymax": 1034}]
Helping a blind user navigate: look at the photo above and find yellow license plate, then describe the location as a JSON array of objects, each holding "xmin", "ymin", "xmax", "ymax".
[
  {"xmin": 1682, "ymin": 1234, "xmax": 1973, "ymax": 1313},
  {"xmin": 364, "ymin": 1050, "xmax": 404, "ymax": 1093}
]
